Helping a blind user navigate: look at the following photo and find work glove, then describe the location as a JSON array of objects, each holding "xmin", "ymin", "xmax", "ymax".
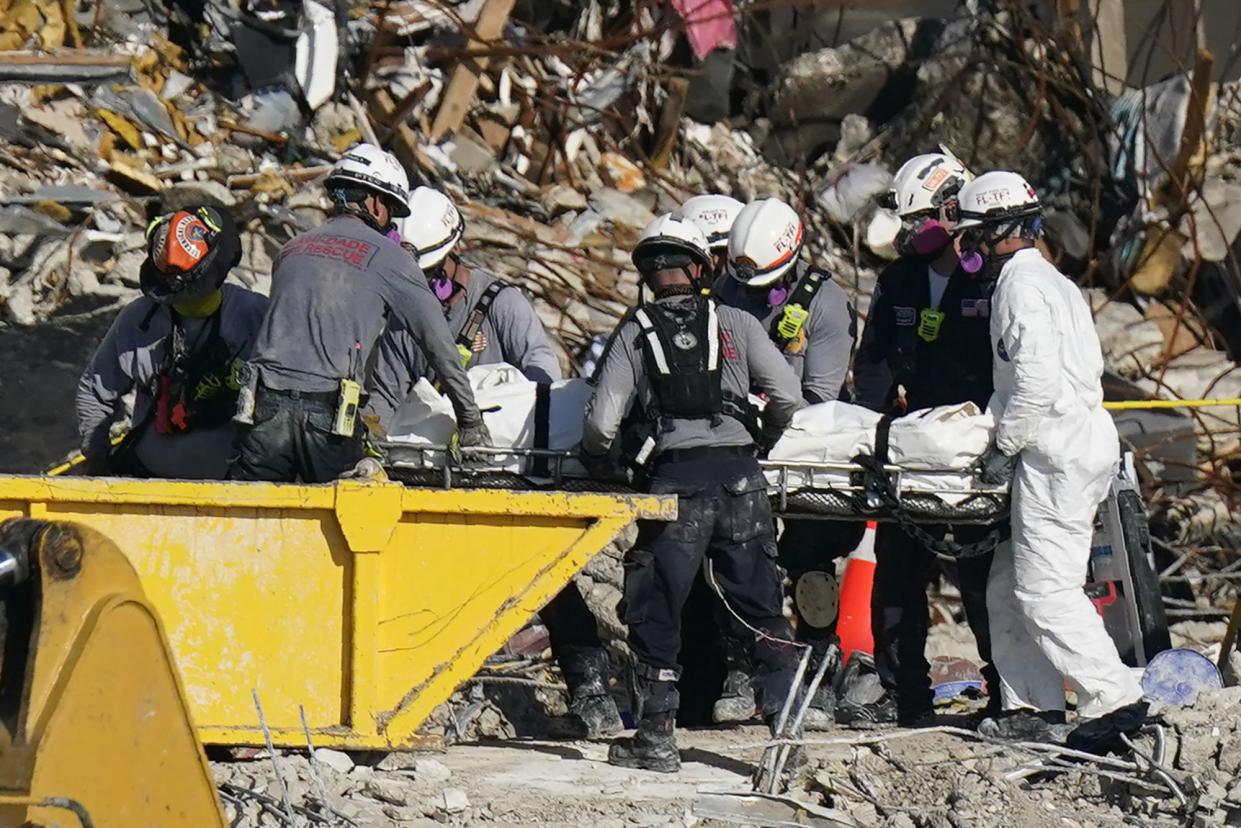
[
  {"xmin": 80, "ymin": 451, "xmax": 109, "ymax": 477},
  {"xmin": 579, "ymin": 445, "xmax": 624, "ymax": 482},
  {"xmin": 977, "ymin": 444, "xmax": 1018, "ymax": 486},
  {"xmin": 756, "ymin": 431, "xmax": 781, "ymax": 460},
  {"xmin": 338, "ymin": 457, "xmax": 388, "ymax": 481},
  {"xmin": 449, "ymin": 420, "xmax": 492, "ymax": 464}
]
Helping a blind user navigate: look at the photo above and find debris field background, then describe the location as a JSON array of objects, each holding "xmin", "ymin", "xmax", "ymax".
[{"xmin": 5, "ymin": 1, "xmax": 1241, "ymax": 826}]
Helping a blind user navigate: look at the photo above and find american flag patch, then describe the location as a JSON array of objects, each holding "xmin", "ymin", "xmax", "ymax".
[{"xmin": 961, "ymin": 299, "xmax": 989, "ymax": 318}]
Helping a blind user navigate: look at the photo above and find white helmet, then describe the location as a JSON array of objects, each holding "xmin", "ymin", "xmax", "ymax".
[
  {"xmin": 399, "ymin": 187, "xmax": 464, "ymax": 270},
  {"xmin": 954, "ymin": 171, "xmax": 1041, "ymax": 230},
  {"xmin": 325, "ymin": 143, "xmax": 412, "ymax": 217},
  {"xmin": 727, "ymin": 198, "xmax": 804, "ymax": 287},
  {"xmin": 887, "ymin": 153, "xmax": 973, "ymax": 217},
  {"xmin": 677, "ymin": 194, "xmax": 744, "ymax": 250},
  {"xmin": 632, "ymin": 213, "xmax": 712, "ymax": 274}
]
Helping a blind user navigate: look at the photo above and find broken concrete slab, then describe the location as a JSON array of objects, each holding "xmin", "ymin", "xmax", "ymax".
[
  {"xmin": 0, "ymin": 206, "xmax": 71, "ymax": 236},
  {"xmin": 312, "ymin": 747, "xmax": 354, "ymax": 774}
]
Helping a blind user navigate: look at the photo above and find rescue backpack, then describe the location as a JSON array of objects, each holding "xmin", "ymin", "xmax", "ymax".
[{"xmin": 633, "ymin": 296, "xmax": 724, "ymax": 424}]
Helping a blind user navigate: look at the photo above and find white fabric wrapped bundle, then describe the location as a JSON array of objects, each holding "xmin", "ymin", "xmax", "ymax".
[
  {"xmin": 386, "ymin": 364, "xmax": 590, "ymax": 475},
  {"xmin": 386, "ymin": 365, "xmax": 1000, "ymax": 503}
]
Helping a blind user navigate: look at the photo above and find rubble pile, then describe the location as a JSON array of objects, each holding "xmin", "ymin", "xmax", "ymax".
[
  {"xmin": 799, "ymin": 690, "xmax": 1241, "ymax": 828},
  {"xmin": 212, "ymin": 749, "xmax": 480, "ymax": 826}
]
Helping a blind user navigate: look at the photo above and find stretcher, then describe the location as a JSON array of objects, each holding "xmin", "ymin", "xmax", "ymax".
[
  {"xmin": 378, "ymin": 442, "xmax": 1011, "ymax": 526},
  {"xmin": 383, "ymin": 365, "xmax": 1011, "ymax": 527}
]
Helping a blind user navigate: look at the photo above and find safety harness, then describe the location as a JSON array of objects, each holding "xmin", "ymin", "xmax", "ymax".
[
  {"xmin": 770, "ymin": 267, "xmax": 828, "ymax": 351},
  {"xmin": 139, "ymin": 303, "xmax": 245, "ymax": 435},
  {"xmin": 455, "ymin": 280, "xmax": 510, "ymax": 367},
  {"xmin": 632, "ymin": 298, "xmax": 760, "ymax": 448}
]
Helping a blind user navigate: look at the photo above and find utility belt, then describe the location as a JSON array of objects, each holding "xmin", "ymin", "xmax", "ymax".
[
  {"xmin": 257, "ymin": 386, "xmax": 339, "ymax": 403},
  {"xmin": 628, "ymin": 392, "xmax": 761, "ymax": 469},
  {"xmin": 235, "ymin": 363, "xmax": 362, "ymax": 438},
  {"xmin": 653, "ymin": 445, "xmax": 755, "ymax": 467}
]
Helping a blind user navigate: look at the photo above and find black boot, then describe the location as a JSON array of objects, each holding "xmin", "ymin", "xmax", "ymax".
[
  {"xmin": 608, "ymin": 710, "xmax": 680, "ymax": 773},
  {"xmin": 1066, "ymin": 702, "xmax": 1150, "ymax": 756},
  {"xmin": 560, "ymin": 647, "xmax": 623, "ymax": 739},
  {"xmin": 979, "ymin": 709, "xmax": 1071, "ymax": 743},
  {"xmin": 712, "ymin": 669, "xmax": 757, "ymax": 725}
]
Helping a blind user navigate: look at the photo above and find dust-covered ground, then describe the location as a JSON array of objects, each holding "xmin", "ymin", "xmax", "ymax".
[
  {"xmin": 212, "ymin": 702, "xmax": 1234, "ymax": 828},
  {"xmin": 212, "ymin": 619, "xmax": 1238, "ymax": 828}
]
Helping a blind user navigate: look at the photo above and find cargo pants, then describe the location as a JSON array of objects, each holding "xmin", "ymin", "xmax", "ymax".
[
  {"xmin": 230, "ymin": 389, "xmax": 364, "ymax": 483},
  {"xmin": 871, "ymin": 523, "xmax": 999, "ymax": 721},
  {"xmin": 621, "ymin": 450, "xmax": 799, "ymax": 718}
]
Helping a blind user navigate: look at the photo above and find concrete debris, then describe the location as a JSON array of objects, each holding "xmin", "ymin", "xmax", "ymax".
[
  {"xmin": 364, "ymin": 775, "xmax": 409, "ymax": 806},
  {"xmin": 311, "ymin": 747, "xmax": 354, "ymax": 774},
  {"xmin": 413, "ymin": 758, "xmax": 452, "ymax": 784},
  {"xmin": 441, "ymin": 788, "xmax": 470, "ymax": 814}
]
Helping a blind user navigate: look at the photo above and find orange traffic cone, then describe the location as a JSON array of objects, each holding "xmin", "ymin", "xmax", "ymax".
[{"xmin": 836, "ymin": 521, "xmax": 877, "ymax": 664}]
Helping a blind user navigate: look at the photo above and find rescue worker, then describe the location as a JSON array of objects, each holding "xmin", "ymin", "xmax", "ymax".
[
  {"xmin": 367, "ymin": 186, "xmax": 560, "ymax": 423},
  {"xmin": 368, "ymin": 188, "xmax": 622, "ymax": 739},
  {"xmin": 230, "ymin": 144, "xmax": 488, "ymax": 482},
  {"xmin": 677, "ymin": 193, "xmax": 743, "ymax": 283},
  {"xmin": 582, "ymin": 214, "xmax": 801, "ymax": 772},
  {"xmin": 954, "ymin": 171, "xmax": 1146, "ymax": 744},
  {"xmin": 711, "ymin": 197, "xmax": 859, "ymax": 727},
  {"xmin": 76, "ymin": 206, "xmax": 267, "ymax": 479},
  {"xmin": 851, "ymin": 153, "xmax": 1000, "ymax": 727}
]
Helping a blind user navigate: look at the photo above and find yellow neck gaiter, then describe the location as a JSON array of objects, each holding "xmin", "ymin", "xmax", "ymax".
[{"xmin": 173, "ymin": 289, "xmax": 223, "ymax": 318}]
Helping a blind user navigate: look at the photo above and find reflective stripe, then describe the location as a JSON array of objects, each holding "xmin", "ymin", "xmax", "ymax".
[
  {"xmin": 706, "ymin": 302, "xmax": 719, "ymax": 370},
  {"xmin": 634, "ymin": 309, "xmax": 670, "ymax": 374}
]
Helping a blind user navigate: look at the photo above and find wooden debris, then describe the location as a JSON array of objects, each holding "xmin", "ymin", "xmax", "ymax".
[
  {"xmin": 599, "ymin": 152, "xmax": 645, "ymax": 192},
  {"xmin": 226, "ymin": 165, "xmax": 333, "ymax": 190},
  {"xmin": 107, "ymin": 159, "xmax": 164, "ymax": 195},
  {"xmin": 96, "ymin": 108, "xmax": 142, "ymax": 151},
  {"xmin": 651, "ymin": 77, "xmax": 690, "ymax": 171},
  {"xmin": 428, "ymin": 0, "xmax": 517, "ymax": 142}
]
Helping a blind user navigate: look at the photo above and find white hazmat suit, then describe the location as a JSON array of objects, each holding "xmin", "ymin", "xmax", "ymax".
[{"xmin": 985, "ymin": 248, "xmax": 1144, "ymax": 719}]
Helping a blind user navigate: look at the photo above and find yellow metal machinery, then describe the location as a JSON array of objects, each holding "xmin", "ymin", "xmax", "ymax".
[
  {"xmin": 0, "ymin": 517, "xmax": 226, "ymax": 828},
  {"xmin": 0, "ymin": 476, "xmax": 674, "ymax": 750}
]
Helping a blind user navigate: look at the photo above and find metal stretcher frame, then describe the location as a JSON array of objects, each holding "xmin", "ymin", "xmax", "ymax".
[{"xmin": 378, "ymin": 442, "xmax": 1011, "ymax": 525}]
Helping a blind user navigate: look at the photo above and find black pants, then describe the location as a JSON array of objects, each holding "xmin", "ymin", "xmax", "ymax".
[
  {"xmin": 621, "ymin": 451, "xmax": 797, "ymax": 717},
  {"xmin": 230, "ymin": 390, "xmax": 364, "ymax": 483},
  {"xmin": 778, "ymin": 519, "xmax": 867, "ymax": 643},
  {"xmin": 540, "ymin": 581, "xmax": 606, "ymax": 693},
  {"xmin": 709, "ymin": 518, "xmax": 864, "ymax": 690},
  {"xmin": 870, "ymin": 523, "xmax": 998, "ymax": 720}
]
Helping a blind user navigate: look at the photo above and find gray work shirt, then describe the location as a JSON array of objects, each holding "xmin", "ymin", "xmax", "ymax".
[
  {"xmin": 75, "ymin": 284, "xmax": 269, "ymax": 479},
  {"xmin": 367, "ymin": 268, "xmax": 562, "ymax": 428},
  {"xmin": 582, "ymin": 296, "xmax": 801, "ymax": 457},
  {"xmin": 249, "ymin": 215, "xmax": 480, "ymax": 426},
  {"xmin": 713, "ymin": 260, "xmax": 855, "ymax": 403}
]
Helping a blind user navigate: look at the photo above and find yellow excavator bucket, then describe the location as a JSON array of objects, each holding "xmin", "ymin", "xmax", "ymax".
[
  {"xmin": 0, "ymin": 518, "xmax": 227, "ymax": 828},
  {"xmin": 0, "ymin": 477, "xmax": 674, "ymax": 750}
]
